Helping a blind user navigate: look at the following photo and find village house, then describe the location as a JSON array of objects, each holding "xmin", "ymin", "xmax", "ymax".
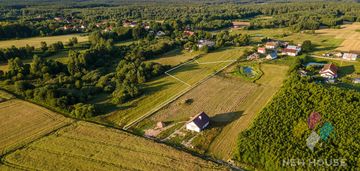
[
  {"xmin": 282, "ymin": 45, "xmax": 301, "ymax": 56},
  {"xmin": 123, "ymin": 20, "xmax": 137, "ymax": 28},
  {"xmin": 353, "ymin": 78, "xmax": 360, "ymax": 84},
  {"xmin": 183, "ymin": 30, "xmax": 195, "ymax": 36},
  {"xmin": 257, "ymin": 47, "xmax": 266, "ymax": 54},
  {"xmin": 319, "ymin": 63, "xmax": 338, "ymax": 79},
  {"xmin": 197, "ymin": 40, "xmax": 215, "ymax": 48},
  {"xmin": 342, "ymin": 53, "xmax": 358, "ymax": 61},
  {"xmin": 247, "ymin": 53, "xmax": 260, "ymax": 60},
  {"xmin": 265, "ymin": 42, "xmax": 278, "ymax": 49},
  {"xmin": 156, "ymin": 31, "xmax": 166, "ymax": 37},
  {"xmin": 266, "ymin": 51, "xmax": 278, "ymax": 60},
  {"xmin": 186, "ymin": 112, "xmax": 210, "ymax": 132},
  {"xmin": 232, "ymin": 21, "xmax": 250, "ymax": 28}
]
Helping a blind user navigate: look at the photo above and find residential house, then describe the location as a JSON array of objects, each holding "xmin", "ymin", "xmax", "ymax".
[
  {"xmin": 335, "ymin": 52, "xmax": 343, "ymax": 58},
  {"xmin": 258, "ymin": 47, "xmax": 266, "ymax": 54},
  {"xmin": 342, "ymin": 53, "xmax": 358, "ymax": 61},
  {"xmin": 266, "ymin": 51, "xmax": 278, "ymax": 60},
  {"xmin": 319, "ymin": 63, "xmax": 338, "ymax": 79},
  {"xmin": 265, "ymin": 42, "xmax": 278, "ymax": 49},
  {"xmin": 232, "ymin": 21, "xmax": 250, "ymax": 28},
  {"xmin": 186, "ymin": 112, "xmax": 210, "ymax": 132},
  {"xmin": 156, "ymin": 31, "xmax": 166, "ymax": 37},
  {"xmin": 184, "ymin": 30, "xmax": 195, "ymax": 36},
  {"xmin": 353, "ymin": 78, "xmax": 360, "ymax": 84},
  {"xmin": 247, "ymin": 53, "xmax": 260, "ymax": 60},
  {"xmin": 197, "ymin": 40, "xmax": 215, "ymax": 48},
  {"xmin": 282, "ymin": 48, "xmax": 299, "ymax": 56}
]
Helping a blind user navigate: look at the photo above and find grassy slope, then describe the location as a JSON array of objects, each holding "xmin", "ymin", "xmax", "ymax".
[
  {"xmin": 149, "ymin": 49, "xmax": 202, "ymax": 66},
  {"xmin": 0, "ymin": 99, "xmax": 72, "ymax": 155},
  {"xmin": 3, "ymin": 121, "xmax": 226, "ymax": 171},
  {"xmin": 0, "ymin": 34, "xmax": 88, "ymax": 49},
  {"xmin": 208, "ymin": 63, "xmax": 289, "ymax": 160},
  {"xmin": 100, "ymin": 47, "xmax": 245, "ymax": 127}
]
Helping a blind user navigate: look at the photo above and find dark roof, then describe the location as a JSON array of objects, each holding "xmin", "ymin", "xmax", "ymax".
[{"xmin": 189, "ymin": 112, "xmax": 210, "ymax": 128}]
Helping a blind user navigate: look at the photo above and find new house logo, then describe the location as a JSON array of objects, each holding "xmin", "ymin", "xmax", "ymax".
[{"xmin": 306, "ymin": 112, "xmax": 335, "ymax": 151}]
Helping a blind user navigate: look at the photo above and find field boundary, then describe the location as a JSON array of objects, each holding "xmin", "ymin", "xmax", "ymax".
[{"xmin": 123, "ymin": 58, "xmax": 237, "ymax": 130}]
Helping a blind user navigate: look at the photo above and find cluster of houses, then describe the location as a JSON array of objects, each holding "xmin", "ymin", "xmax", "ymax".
[
  {"xmin": 54, "ymin": 17, "xmax": 87, "ymax": 32},
  {"xmin": 322, "ymin": 52, "xmax": 358, "ymax": 61},
  {"xmin": 247, "ymin": 40, "xmax": 302, "ymax": 61}
]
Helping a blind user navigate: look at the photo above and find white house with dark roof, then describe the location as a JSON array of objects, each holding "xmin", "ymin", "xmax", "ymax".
[
  {"xmin": 186, "ymin": 112, "xmax": 210, "ymax": 132},
  {"xmin": 319, "ymin": 63, "xmax": 338, "ymax": 79}
]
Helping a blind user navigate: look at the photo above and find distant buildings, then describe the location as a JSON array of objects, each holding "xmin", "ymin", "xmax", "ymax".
[
  {"xmin": 186, "ymin": 112, "xmax": 210, "ymax": 132},
  {"xmin": 266, "ymin": 51, "xmax": 278, "ymax": 60},
  {"xmin": 319, "ymin": 63, "xmax": 338, "ymax": 79},
  {"xmin": 247, "ymin": 53, "xmax": 260, "ymax": 60},
  {"xmin": 265, "ymin": 42, "xmax": 278, "ymax": 49},
  {"xmin": 342, "ymin": 53, "xmax": 358, "ymax": 61},
  {"xmin": 282, "ymin": 45, "xmax": 301, "ymax": 56},
  {"xmin": 257, "ymin": 47, "xmax": 266, "ymax": 54},
  {"xmin": 197, "ymin": 40, "xmax": 215, "ymax": 48},
  {"xmin": 184, "ymin": 30, "xmax": 195, "ymax": 36},
  {"xmin": 353, "ymin": 78, "xmax": 360, "ymax": 84}
]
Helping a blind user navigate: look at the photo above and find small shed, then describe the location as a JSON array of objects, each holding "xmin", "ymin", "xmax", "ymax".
[{"xmin": 156, "ymin": 122, "xmax": 166, "ymax": 129}]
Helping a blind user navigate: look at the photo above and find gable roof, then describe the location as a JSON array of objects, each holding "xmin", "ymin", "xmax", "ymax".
[
  {"xmin": 283, "ymin": 48, "xmax": 297, "ymax": 54},
  {"xmin": 189, "ymin": 112, "xmax": 210, "ymax": 128},
  {"xmin": 320, "ymin": 63, "xmax": 338, "ymax": 75}
]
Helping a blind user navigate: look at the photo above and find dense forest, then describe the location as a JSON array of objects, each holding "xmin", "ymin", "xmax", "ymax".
[{"xmin": 235, "ymin": 58, "xmax": 360, "ymax": 170}]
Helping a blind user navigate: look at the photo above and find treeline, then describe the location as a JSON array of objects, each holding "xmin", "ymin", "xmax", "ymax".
[
  {"xmin": 0, "ymin": 31, "xmax": 168, "ymax": 118},
  {"xmin": 234, "ymin": 58, "xmax": 360, "ymax": 170}
]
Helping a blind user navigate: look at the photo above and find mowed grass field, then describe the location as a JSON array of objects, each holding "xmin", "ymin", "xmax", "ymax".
[
  {"xmin": 317, "ymin": 23, "xmax": 360, "ymax": 52},
  {"xmin": 149, "ymin": 49, "xmax": 202, "ymax": 66},
  {"xmin": 100, "ymin": 47, "xmax": 244, "ymax": 127},
  {"xmin": 0, "ymin": 34, "xmax": 88, "ymax": 49},
  {"xmin": 137, "ymin": 63, "xmax": 289, "ymax": 160},
  {"xmin": 0, "ymin": 99, "xmax": 72, "ymax": 155},
  {"xmin": 3, "ymin": 121, "xmax": 226, "ymax": 171}
]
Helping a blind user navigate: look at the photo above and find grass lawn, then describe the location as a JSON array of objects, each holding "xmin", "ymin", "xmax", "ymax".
[
  {"xmin": 0, "ymin": 33, "xmax": 88, "ymax": 49},
  {"xmin": 97, "ymin": 47, "xmax": 245, "ymax": 127},
  {"xmin": 3, "ymin": 121, "xmax": 226, "ymax": 170},
  {"xmin": 149, "ymin": 49, "xmax": 202, "ymax": 66}
]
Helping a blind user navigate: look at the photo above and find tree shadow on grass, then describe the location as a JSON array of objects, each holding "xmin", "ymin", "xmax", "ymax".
[
  {"xmin": 208, "ymin": 111, "xmax": 244, "ymax": 128},
  {"xmin": 338, "ymin": 65, "xmax": 355, "ymax": 77}
]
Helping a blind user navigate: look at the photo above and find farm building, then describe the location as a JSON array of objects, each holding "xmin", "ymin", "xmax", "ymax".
[
  {"xmin": 156, "ymin": 31, "xmax": 166, "ymax": 37},
  {"xmin": 265, "ymin": 42, "xmax": 278, "ymax": 49},
  {"xmin": 319, "ymin": 63, "xmax": 338, "ymax": 79},
  {"xmin": 257, "ymin": 47, "xmax": 266, "ymax": 54},
  {"xmin": 184, "ymin": 30, "xmax": 195, "ymax": 36},
  {"xmin": 247, "ymin": 53, "xmax": 260, "ymax": 60},
  {"xmin": 186, "ymin": 112, "xmax": 210, "ymax": 132},
  {"xmin": 197, "ymin": 40, "xmax": 215, "ymax": 48},
  {"xmin": 282, "ymin": 48, "xmax": 299, "ymax": 56},
  {"xmin": 232, "ymin": 21, "xmax": 250, "ymax": 28},
  {"xmin": 266, "ymin": 51, "xmax": 277, "ymax": 60},
  {"xmin": 353, "ymin": 78, "xmax": 360, "ymax": 84},
  {"xmin": 342, "ymin": 53, "xmax": 358, "ymax": 61}
]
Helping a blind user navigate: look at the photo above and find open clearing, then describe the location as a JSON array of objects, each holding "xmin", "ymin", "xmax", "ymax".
[
  {"xmin": 0, "ymin": 99, "xmax": 72, "ymax": 155},
  {"xmin": 317, "ymin": 23, "xmax": 360, "ymax": 52},
  {"xmin": 99, "ymin": 47, "xmax": 244, "ymax": 127},
  {"xmin": 149, "ymin": 49, "xmax": 202, "ymax": 66},
  {"xmin": 138, "ymin": 63, "xmax": 289, "ymax": 160},
  {"xmin": 0, "ymin": 34, "xmax": 88, "ymax": 48},
  {"xmin": 3, "ymin": 121, "xmax": 226, "ymax": 171}
]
